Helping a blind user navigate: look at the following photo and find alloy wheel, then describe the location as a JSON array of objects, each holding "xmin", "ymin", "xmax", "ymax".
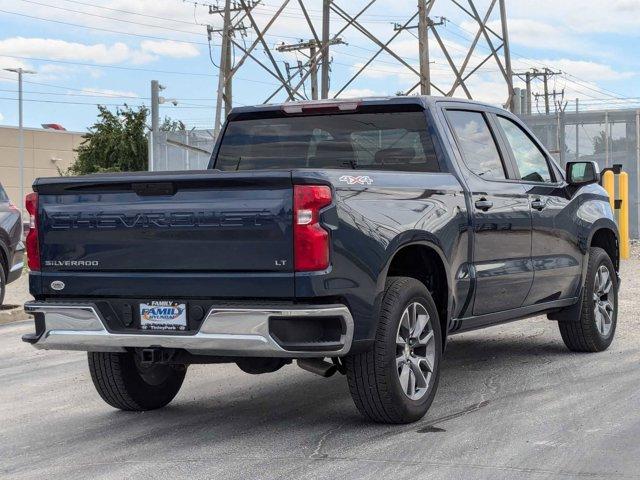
[
  {"xmin": 395, "ymin": 302, "xmax": 436, "ymax": 400},
  {"xmin": 593, "ymin": 264, "xmax": 615, "ymax": 337}
]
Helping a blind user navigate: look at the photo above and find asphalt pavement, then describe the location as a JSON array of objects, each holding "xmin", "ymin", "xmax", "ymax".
[{"xmin": 1, "ymin": 256, "xmax": 639, "ymax": 479}]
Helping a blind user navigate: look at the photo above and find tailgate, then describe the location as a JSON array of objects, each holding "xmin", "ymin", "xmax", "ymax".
[{"xmin": 35, "ymin": 171, "xmax": 293, "ymax": 273}]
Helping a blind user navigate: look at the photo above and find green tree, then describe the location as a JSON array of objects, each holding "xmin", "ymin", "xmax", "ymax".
[
  {"xmin": 592, "ymin": 130, "xmax": 627, "ymax": 155},
  {"xmin": 66, "ymin": 104, "xmax": 149, "ymax": 175}
]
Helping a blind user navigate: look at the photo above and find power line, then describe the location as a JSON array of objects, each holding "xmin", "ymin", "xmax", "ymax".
[
  {"xmin": 0, "ymin": 95, "xmax": 215, "ymax": 108},
  {"xmin": 16, "ymin": 0, "xmax": 207, "ymax": 37},
  {"xmin": 0, "ymin": 55, "xmax": 283, "ymax": 86},
  {"xmin": 58, "ymin": 0, "xmax": 210, "ymax": 26},
  {"xmin": 0, "ymin": 8, "xmax": 209, "ymax": 45}
]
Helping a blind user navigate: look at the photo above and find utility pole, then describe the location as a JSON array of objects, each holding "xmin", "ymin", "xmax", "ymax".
[
  {"xmin": 149, "ymin": 80, "xmax": 177, "ymax": 170},
  {"xmin": 276, "ymin": 38, "xmax": 345, "ymax": 100},
  {"xmin": 4, "ymin": 67, "xmax": 35, "ymax": 212},
  {"xmin": 525, "ymin": 71, "xmax": 532, "ymax": 115},
  {"xmin": 417, "ymin": 0, "xmax": 430, "ymax": 95},
  {"xmin": 211, "ymin": 0, "xmax": 234, "ymax": 136},
  {"xmin": 321, "ymin": 0, "xmax": 331, "ymax": 99},
  {"xmin": 513, "ymin": 68, "xmax": 561, "ymax": 115},
  {"xmin": 151, "ymin": 80, "xmax": 162, "ymax": 138},
  {"xmin": 542, "ymin": 68, "xmax": 550, "ymax": 114},
  {"xmin": 394, "ymin": 12, "xmax": 445, "ymax": 96}
]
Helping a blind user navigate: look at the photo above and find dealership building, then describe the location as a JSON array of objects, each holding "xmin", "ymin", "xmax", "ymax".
[{"xmin": 0, "ymin": 125, "xmax": 83, "ymax": 209}]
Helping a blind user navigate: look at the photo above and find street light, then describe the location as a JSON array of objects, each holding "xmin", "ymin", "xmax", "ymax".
[{"xmin": 4, "ymin": 67, "xmax": 36, "ymax": 216}]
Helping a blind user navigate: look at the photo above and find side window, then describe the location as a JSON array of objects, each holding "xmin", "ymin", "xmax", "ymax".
[
  {"xmin": 446, "ymin": 110, "xmax": 506, "ymax": 180},
  {"xmin": 0, "ymin": 184, "xmax": 8, "ymax": 203},
  {"xmin": 497, "ymin": 116, "xmax": 552, "ymax": 183}
]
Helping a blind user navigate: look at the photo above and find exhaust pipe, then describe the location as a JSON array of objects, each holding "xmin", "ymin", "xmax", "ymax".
[{"xmin": 297, "ymin": 358, "xmax": 338, "ymax": 377}]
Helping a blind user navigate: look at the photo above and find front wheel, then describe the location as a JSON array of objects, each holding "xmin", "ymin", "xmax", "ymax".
[
  {"xmin": 558, "ymin": 247, "xmax": 618, "ymax": 352},
  {"xmin": 345, "ymin": 277, "xmax": 442, "ymax": 424},
  {"xmin": 88, "ymin": 351, "xmax": 186, "ymax": 411}
]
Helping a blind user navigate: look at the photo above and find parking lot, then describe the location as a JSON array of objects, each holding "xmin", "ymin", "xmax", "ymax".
[{"xmin": 1, "ymin": 252, "xmax": 639, "ymax": 480}]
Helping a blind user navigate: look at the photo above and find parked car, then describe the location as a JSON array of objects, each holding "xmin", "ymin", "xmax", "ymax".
[
  {"xmin": 0, "ymin": 182, "xmax": 24, "ymax": 305},
  {"xmin": 21, "ymin": 97, "xmax": 619, "ymax": 424}
]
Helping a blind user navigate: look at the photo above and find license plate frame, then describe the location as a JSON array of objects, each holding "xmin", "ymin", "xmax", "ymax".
[{"xmin": 139, "ymin": 301, "xmax": 187, "ymax": 331}]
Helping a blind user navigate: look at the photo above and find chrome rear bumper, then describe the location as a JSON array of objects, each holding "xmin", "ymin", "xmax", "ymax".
[{"xmin": 23, "ymin": 302, "xmax": 354, "ymax": 357}]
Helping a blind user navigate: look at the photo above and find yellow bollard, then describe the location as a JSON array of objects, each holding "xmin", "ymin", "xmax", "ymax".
[
  {"xmin": 602, "ymin": 170, "xmax": 615, "ymax": 212},
  {"xmin": 619, "ymin": 172, "xmax": 630, "ymax": 260}
]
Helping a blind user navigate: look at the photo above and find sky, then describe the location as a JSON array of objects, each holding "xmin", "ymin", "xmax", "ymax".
[{"xmin": 0, "ymin": 0, "xmax": 638, "ymax": 132}]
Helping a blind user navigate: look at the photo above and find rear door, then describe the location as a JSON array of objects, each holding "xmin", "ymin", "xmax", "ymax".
[
  {"xmin": 493, "ymin": 114, "xmax": 582, "ymax": 304},
  {"xmin": 445, "ymin": 108, "xmax": 533, "ymax": 316}
]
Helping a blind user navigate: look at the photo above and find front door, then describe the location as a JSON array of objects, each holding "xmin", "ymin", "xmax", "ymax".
[
  {"xmin": 445, "ymin": 109, "xmax": 533, "ymax": 316},
  {"xmin": 494, "ymin": 114, "xmax": 583, "ymax": 304}
]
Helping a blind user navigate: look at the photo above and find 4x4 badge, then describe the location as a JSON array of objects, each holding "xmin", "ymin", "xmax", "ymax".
[{"xmin": 339, "ymin": 175, "xmax": 373, "ymax": 185}]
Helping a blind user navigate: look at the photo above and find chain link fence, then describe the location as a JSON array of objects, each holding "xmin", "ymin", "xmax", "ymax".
[
  {"xmin": 521, "ymin": 108, "xmax": 640, "ymax": 237},
  {"xmin": 149, "ymin": 130, "xmax": 215, "ymax": 172}
]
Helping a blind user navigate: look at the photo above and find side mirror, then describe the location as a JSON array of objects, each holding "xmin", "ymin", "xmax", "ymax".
[{"xmin": 566, "ymin": 161, "xmax": 600, "ymax": 186}]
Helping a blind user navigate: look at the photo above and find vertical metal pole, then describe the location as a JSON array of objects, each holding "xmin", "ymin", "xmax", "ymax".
[
  {"xmin": 215, "ymin": 0, "xmax": 231, "ymax": 136},
  {"xmin": 561, "ymin": 112, "xmax": 566, "ymax": 165},
  {"xmin": 224, "ymin": 21, "xmax": 233, "ymax": 117},
  {"xmin": 512, "ymin": 87, "xmax": 521, "ymax": 114},
  {"xmin": 18, "ymin": 69, "xmax": 24, "ymax": 214},
  {"xmin": 604, "ymin": 111, "xmax": 609, "ymax": 167},
  {"xmin": 575, "ymin": 98, "xmax": 579, "ymax": 160},
  {"xmin": 525, "ymin": 72, "xmax": 531, "ymax": 115},
  {"xmin": 543, "ymin": 69, "xmax": 550, "ymax": 115},
  {"xmin": 148, "ymin": 131, "xmax": 154, "ymax": 172},
  {"xmin": 321, "ymin": 0, "xmax": 331, "ymax": 99},
  {"xmin": 151, "ymin": 80, "xmax": 159, "ymax": 170},
  {"xmin": 636, "ymin": 109, "xmax": 640, "ymax": 238},
  {"xmin": 151, "ymin": 80, "xmax": 159, "ymax": 137},
  {"xmin": 310, "ymin": 44, "xmax": 318, "ymax": 100},
  {"xmin": 498, "ymin": 0, "xmax": 514, "ymax": 111},
  {"xmin": 417, "ymin": 0, "xmax": 430, "ymax": 95}
]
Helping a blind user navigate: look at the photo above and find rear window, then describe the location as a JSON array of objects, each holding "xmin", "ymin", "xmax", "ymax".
[
  {"xmin": 0, "ymin": 184, "xmax": 8, "ymax": 203},
  {"xmin": 213, "ymin": 111, "xmax": 440, "ymax": 172}
]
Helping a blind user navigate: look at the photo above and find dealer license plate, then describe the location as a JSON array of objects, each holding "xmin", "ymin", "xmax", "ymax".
[{"xmin": 140, "ymin": 301, "xmax": 187, "ymax": 331}]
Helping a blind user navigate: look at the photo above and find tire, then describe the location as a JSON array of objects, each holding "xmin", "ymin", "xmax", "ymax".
[
  {"xmin": 558, "ymin": 247, "xmax": 618, "ymax": 352},
  {"xmin": 345, "ymin": 277, "xmax": 442, "ymax": 424},
  {"xmin": 88, "ymin": 351, "xmax": 186, "ymax": 411},
  {"xmin": 0, "ymin": 265, "xmax": 5, "ymax": 306}
]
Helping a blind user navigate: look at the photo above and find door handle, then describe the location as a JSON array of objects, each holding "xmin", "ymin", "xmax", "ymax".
[
  {"xmin": 474, "ymin": 198, "xmax": 493, "ymax": 211},
  {"xmin": 531, "ymin": 198, "xmax": 546, "ymax": 210}
]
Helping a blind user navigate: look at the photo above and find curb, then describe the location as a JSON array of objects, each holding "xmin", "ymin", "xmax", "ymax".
[{"xmin": 0, "ymin": 307, "xmax": 29, "ymax": 325}]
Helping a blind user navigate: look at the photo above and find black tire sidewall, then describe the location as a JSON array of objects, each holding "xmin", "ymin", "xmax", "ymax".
[
  {"xmin": 0, "ymin": 266, "xmax": 6, "ymax": 306},
  {"xmin": 121, "ymin": 353, "xmax": 186, "ymax": 410},
  {"xmin": 381, "ymin": 279, "xmax": 442, "ymax": 422}
]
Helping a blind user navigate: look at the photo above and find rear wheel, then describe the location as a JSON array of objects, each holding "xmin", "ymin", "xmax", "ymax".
[
  {"xmin": 345, "ymin": 277, "xmax": 442, "ymax": 424},
  {"xmin": 558, "ymin": 247, "xmax": 618, "ymax": 352},
  {"xmin": 0, "ymin": 265, "xmax": 5, "ymax": 306},
  {"xmin": 88, "ymin": 351, "xmax": 186, "ymax": 411}
]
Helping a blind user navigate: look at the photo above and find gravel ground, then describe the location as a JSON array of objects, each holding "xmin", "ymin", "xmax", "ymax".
[{"xmin": 1, "ymin": 252, "xmax": 639, "ymax": 480}]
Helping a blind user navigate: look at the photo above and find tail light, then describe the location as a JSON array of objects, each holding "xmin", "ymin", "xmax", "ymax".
[
  {"xmin": 294, "ymin": 185, "xmax": 332, "ymax": 272},
  {"xmin": 25, "ymin": 192, "xmax": 40, "ymax": 271}
]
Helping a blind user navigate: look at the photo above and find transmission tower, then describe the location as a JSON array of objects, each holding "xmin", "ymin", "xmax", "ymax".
[
  {"xmin": 276, "ymin": 37, "xmax": 345, "ymax": 100},
  {"xmin": 204, "ymin": 0, "xmax": 519, "ymax": 130}
]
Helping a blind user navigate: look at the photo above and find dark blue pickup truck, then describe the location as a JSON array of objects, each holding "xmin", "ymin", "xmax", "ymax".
[{"xmin": 22, "ymin": 96, "xmax": 619, "ymax": 424}]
